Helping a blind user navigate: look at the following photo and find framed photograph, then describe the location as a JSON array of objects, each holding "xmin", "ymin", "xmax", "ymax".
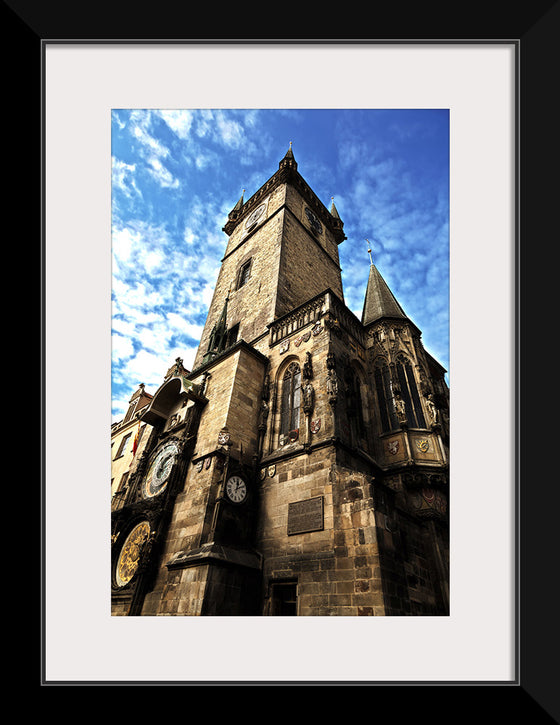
[{"xmin": 25, "ymin": 9, "xmax": 556, "ymax": 707}]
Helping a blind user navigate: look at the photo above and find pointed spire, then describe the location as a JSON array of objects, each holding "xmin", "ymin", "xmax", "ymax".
[
  {"xmin": 330, "ymin": 196, "xmax": 341, "ymax": 220},
  {"xmin": 203, "ymin": 290, "xmax": 230, "ymax": 363},
  {"xmin": 216, "ymin": 288, "xmax": 230, "ymax": 331},
  {"xmin": 231, "ymin": 189, "xmax": 245, "ymax": 213},
  {"xmin": 328, "ymin": 196, "xmax": 345, "ymax": 244},
  {"xmin": 223, "ymin": 190, "xmax": 246, "ymax": 236},
  {"xmin": 362, "ymin": 263, "xmax": 407, "ymax": 326},
  {"xmin": 279, "ymin": 141, "xmax": 297, "ymax": 170}
]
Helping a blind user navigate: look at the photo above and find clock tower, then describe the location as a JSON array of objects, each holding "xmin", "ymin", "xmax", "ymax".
[{"xmin": 111, "ymin": 145, "xmax": 449, "ymax": 616}]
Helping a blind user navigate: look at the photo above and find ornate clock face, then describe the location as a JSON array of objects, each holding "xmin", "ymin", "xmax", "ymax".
[
  {"xmin": 244, "ymin": 203, "xmax": 266, "ymax": 230},
  {"xmin": 115, "ymin": 520, "xmax": 151, "ymax": 587},
  {"xmin": 225, "ymin": 475, "xmax": 247, "ymax": 504},
  {"xmin": 304, "ymin": 207, "xmax": 322, "ymax": 235},
  {"xmin": 143, "ymin": 441, "xmax": 179, "ymax": 498}
]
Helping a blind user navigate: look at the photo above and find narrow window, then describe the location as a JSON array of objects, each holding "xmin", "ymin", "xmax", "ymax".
[
  {"xmin": 117, "ymin": 471, "xmax": 129, "ymax": 493},
  {"xmin": 348, "ymin": 373, "xmax": 366, "ymax": 444},
  {"xmin": 280, "ymin": 362, "xmax": 301, "ymax": 439},
  {"xmin": 396, "ymin": 355, "xmax": 426, "ymax": 429},
  {"xmin": 374, "ymin": 361, "xmax": 397, "ymax": 432},
  {"xmin": 114, "ymin": 433, "xmax": 131, "ymax": 459},
  {"xmin": 237, "ymin": 259, "xmax": 252, "ymax": 289}
]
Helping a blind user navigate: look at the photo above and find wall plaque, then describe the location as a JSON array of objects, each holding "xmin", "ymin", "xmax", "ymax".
[{"xmin": 287, "ymin": 496, "xmax": 324, "ymax": 535}]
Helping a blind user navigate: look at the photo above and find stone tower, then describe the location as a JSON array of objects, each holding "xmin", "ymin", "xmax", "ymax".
[{"xmin": 111, "ymin": 145, "xmax": 449, "ymax": 616}]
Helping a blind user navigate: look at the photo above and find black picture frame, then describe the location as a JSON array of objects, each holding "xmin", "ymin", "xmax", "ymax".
[{"xmin": 19, "ymin": 1, "xmax": 558, "ymax": 714}]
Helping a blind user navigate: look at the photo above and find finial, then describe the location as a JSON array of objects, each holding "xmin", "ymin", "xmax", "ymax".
[{"xmin": 366, "ymin": 239, "xmax": 373, "ymax": 265}]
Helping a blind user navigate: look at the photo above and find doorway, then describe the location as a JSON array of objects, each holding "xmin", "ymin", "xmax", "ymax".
[{"xmin": 269, "ymin": 580, "xmax": 298, "ymax": 615}]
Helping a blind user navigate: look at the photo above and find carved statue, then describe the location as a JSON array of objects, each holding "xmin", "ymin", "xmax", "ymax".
[
  {"xmin": 258, "ymin": 399, "xmax": 270, "ymax": 429},
  {"xmin": 394, "ymin": 393, "xmax": 407, "ymax": 425},
  {"xmin": 327, "ymin": 369, "xmax": 338, "ymax": 403},
  {"xmin": 302, "ymin": 381, "xmax": 314, "ymax": 414},
  {"xmin": 138, "ymin": 530, "xmax": 157, "ymax": 572},
  {"xmin": 426, "ymin": 394, "xmax": 440, "ymax": 425},
  {"xmin": 303, "ymin": 351, "xmax": 313, "ymax": 380}
]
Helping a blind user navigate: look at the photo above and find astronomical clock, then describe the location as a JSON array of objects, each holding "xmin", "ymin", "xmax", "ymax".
[
  {"xmin": 141, "ymin": 440, "xmax": 179, "ymax": 499},
  {"xmin": 111, "ymin": 430, "xmax": 193, "ymax": 613}
]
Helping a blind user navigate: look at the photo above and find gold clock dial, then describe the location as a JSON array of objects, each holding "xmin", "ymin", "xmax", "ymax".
[{"xmin": 115, "ymin": 521, "xmax": 151, "ymax": 587}]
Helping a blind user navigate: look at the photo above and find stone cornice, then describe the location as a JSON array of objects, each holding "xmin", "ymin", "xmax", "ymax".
[
  {"xmin": 223, "ymin": 164, "xmax": 345, "ymax": 244},
  {"xmin": 189, "ymin": 338, "xmax": 269, "ymax": 380}
]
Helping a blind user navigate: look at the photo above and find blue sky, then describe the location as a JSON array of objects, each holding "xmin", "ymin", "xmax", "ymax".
[{"xmin": 111, "ymin": 108, "xmax": 449, "ymax": 422}]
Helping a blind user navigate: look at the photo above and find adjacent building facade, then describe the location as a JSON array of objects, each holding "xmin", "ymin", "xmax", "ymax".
[{"xmin": 111, "ymin": 145, "xmax": 449, "ymax": 616}]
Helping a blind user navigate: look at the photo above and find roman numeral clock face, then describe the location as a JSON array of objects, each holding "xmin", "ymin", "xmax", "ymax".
[
  {"xmin": 225, "ymin": 475, "xmax": 247, "ymax": 504},
  {"xmin": 142, "ymin": 441, "xmax": 179, "ymax": 498},
  {"xmin": 244, "ymin": 203, "xmax": 266, "ymax": 231}
]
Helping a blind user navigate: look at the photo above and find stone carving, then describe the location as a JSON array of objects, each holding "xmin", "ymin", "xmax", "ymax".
[
  {"xmin": 326, "ymin": 354, "xmax": 338, "ymax": 405},
  {"xmin": 426, "ymin": 394, "xmax": 440, "ymax": 426},
  {"xmin": 394, "ymin": 393, "xmax": 407, "ymax": 427},
  {"xmin": 303, "ymin": 351, "xmax": 313, "ymax": 380},
  {"xmin": 418, "ymin": 368, "xmax": 431, "ymax": 397},
  {"xmin": 138, "ymin": 529, "xmax": 157, "ymax": 573},
  {"xmin": 302, "ymin": 381, "xmax": 314, "ymax": 414},
  {"xmin": 258, "ymin": 399, "xmax": 270, "ymax": 430}
]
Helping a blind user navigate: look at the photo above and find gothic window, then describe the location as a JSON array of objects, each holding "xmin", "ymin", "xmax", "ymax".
[
  {"xmin": 374, "ymin": 360, "xmax": 397, "ymax": 433},
  {"xmin": 347, "ymin": 370, "xmax": 366, "ymax": 444},
  {"xmin": 280, "ymin": 362, "xmax": 301, "ymax": 439},
  {"xmin": 395, "ymin": 355, "xmax": 426, "ymax": 428},
  {"xmin": 236, "ymin": 259, "xmax": 252, "ymax": 289}
]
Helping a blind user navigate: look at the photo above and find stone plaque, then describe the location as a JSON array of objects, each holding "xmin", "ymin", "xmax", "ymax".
[{"xmin": 287, "ymin": 496, "xmax": 324, "ymax": 536}]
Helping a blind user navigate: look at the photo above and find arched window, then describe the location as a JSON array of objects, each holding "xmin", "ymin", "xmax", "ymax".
[
  {"xmin": 347, "ymin": 368, "xmax": 366, "ymax": 445},
  {"xmin": 280, "ymin": 362, "xmax": 301, "ymax": 439},
  {"xmin": 395, "ymin": 355, "xmax": 426, "ymax": 429},
  {"xmin": 374, "ymin": 359, "xmax": 397, "ymax": 432}
]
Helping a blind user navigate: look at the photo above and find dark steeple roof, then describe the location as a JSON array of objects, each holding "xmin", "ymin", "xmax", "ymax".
[
  {"xmin": 361, "ymin": 263, "xmax": 407, "ymax": 326},
  {"xmin": 329, "ymin": 197, "xmax": 341, "ymax": 219},
  {"xmin": 279, "ymin": 141, "xmax": 297, "ymax": 171},
  {"xmin": 231, "ymin": 190, "xmax": 244, "ymax": 213}
]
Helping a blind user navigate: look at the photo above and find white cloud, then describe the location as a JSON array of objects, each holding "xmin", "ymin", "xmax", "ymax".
[
  {"xmin": 111, "ymin": 332, "xmax": 134, "ymax": 363},
  {"xmin": 156, "ymin": 109, "xmax": 194, "ymax": 139},
  {"xmin": 112, "ymin": 157, "xmax": 141, "ymax": 199},
  {"xmin": 215, "ymin": 110, "xmax": 244, "ymax": 149},
  {"xmin": 129, "ymin": 110, "xmax": 170, "ymax": 160},
  {"xmin": 146, "ymin": 156, "xmax": 179, "ymax": 189}
]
